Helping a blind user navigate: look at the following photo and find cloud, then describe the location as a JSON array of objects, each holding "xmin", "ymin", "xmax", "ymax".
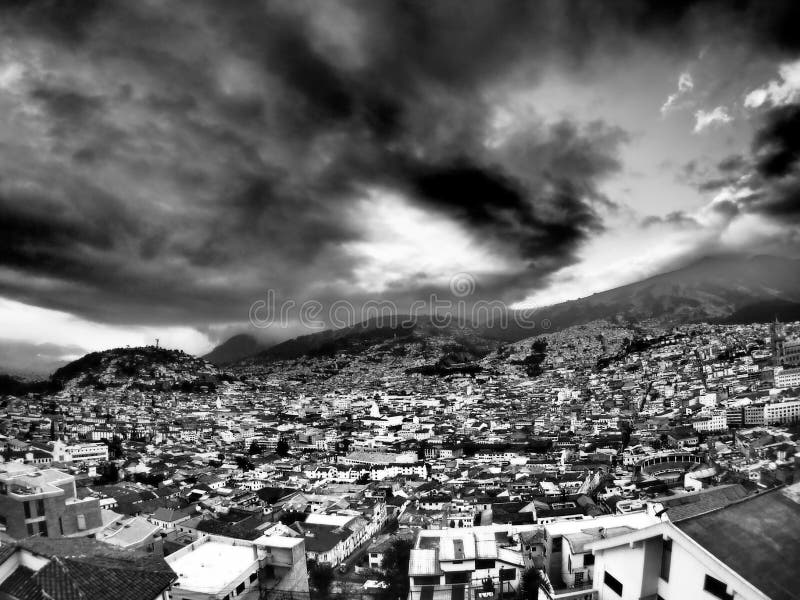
[
  {"xmin": 1, "ymin": 0, "xmax": 800, "ymax": 344},
  {"xmin": 744, "ymin": 59, "xmax": 800, "ymax": 108},
  {"xmin": 0, "ymin": 0, "xmax": 648, "ymax": 329},
  {"xmin": 661, "ymin": 71, "xmax": 695, "ymax": 115},
  {"xmin": 641, "ymin": 212, "xmax": 701, "ymax": 229},
  {"xmin": 684, "ymin": 101, "xmax": 800, "ymax": 228},
  {"xmin": 693, "ymin": 106, "xmax": 733, "ymax": 133}
]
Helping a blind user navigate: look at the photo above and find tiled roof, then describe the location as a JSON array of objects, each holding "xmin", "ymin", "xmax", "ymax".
[
  {"xmin": 0, "ymin": 566, "xmax": 43, "ymax": 600},
  {"xmin": 4, "ymin": 538, "xmax": 176, "ymax": 600},
  {"xmin": 653, "ymin": 484, "xmax": 749, "ymax": 522}
]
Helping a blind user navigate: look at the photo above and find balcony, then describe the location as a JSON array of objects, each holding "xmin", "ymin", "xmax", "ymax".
[{"xmin": 542, "ymin": 581, "xmax": 598, "ymax": 600}]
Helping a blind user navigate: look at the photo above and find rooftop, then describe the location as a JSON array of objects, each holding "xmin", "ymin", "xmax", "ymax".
[
  {"xmin": 167, "ymin": 540, "xmax": 256, "ymax": 594},
  {"xmin": 678, "ymin": 483, "xmax": 800, "ymax": 600}
]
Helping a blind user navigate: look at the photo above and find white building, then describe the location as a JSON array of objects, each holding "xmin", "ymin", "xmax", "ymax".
[
  {"xmin": 588, "ymin": 484, "xmax": 800, "ymax": 600},
  {"xmin": 774, "ymin": 366, "xmax": 800, "ymax": 389},
  {"xmin": 763, "ymin": 399, "xmax": 800, "ymax": 425},
  {"xmin": 50, "ymin": 441, "xmax": 109, "ymax": 464},
  {"xmin": 166, "ymin": 534, "xmax": 308, "ymax": 600}
]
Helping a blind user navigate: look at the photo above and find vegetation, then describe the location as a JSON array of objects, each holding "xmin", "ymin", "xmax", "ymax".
[
  {"xmin": 378, "ymin": 538, "xmax": 413, "ymax": 600},
  {"xmin": 520, "ymin": 567, "xmax": 547, "ymax": 600},
  {"xmin": 307, "ymin": 560, "xmax": 335, "ymax": 600},
  {"xmin": 276, "ymin": 438, "xmax": 290, "ymax": 457}
]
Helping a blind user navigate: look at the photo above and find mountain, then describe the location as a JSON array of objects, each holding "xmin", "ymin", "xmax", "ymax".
[
  {"xmin": 203, "ymin": 334, "xmax": 266, "ymax": 365},
  {"xmin": 487, "ymin": 254, "xmax": 800, "ymax": 340},
  {"xmin": 233, "ymin": 254, "xmax": 800, "ymax": 366},
  {"xmin": 231, "ymin": 315, "xmax": 500, "ymax": 381}
]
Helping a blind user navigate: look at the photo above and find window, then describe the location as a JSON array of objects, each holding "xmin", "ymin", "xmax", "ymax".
[
  {"xmin": 27, "ymin": 523, "xmax": 35, "ymax": 536},
  {"xmin": 24, "ymin": 501, "xmax": 31, "ymax": 519},
  {"xmin": 36, "ymin": 499, "xmax": 45, "ymax": 516},
  {"xmin": 704, "ymin": 575, "xmax": 733, "ymax": 600},
  {"xmin": 249, "ymin": 573, "xmax": 257, "ymax": 583},
  {"xmin": 445, "ymin": 572, "xmax": 470, "ymax": 584},
  {"xmin": 499, "ymin": 568, "xmax": 516, "ymax": 582},
  {"xmin": 660, "ymin": 539, "xmax": 672, "ymax": 581},
  {"xmin": 76, "ymin": 514, "xmax": 86, "ymax": 530},
  {"xmin": 235, "ymin": 582, "xmax": 245, "ymax": 594},
  {"xmin": 475, "ymin": 559, "xmax": 495, "ymax": 569},
  {"xmin": 584, "ymin": 553, "xmax": 594, "ymax": 566},
  {"xmin": 37, "ymin": 521, "xmax": 47, "ymax": 537},
  {"xmin": 604, "ymin": 572, "xmax": 623, "ymax": 596},
  {"xmin": 413, "ymin": 576, "xmax": 440, "ymax": 586},
  {"xmin": 568, "ymin": 555, "xmax": 572, "ymax": 573},
  {"xmin": 575, "ymin": 572, "xmax": 584, "ymax": 584}
]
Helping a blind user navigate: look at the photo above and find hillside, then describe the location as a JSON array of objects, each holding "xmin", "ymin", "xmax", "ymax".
[
  {"xmin": 51, "ymin": 346, "xmax": 225, "ymax": 392},
  {"xmin": 202, "ymin": 334, "xmax": 266, "ymax": 366},
  {"xmin": 485, "ymin": 254, "xmax": 800, "ymax": 340},
  {"xmin": 225, "ymin": 254, "xmax": 800, "ymax": 365}
]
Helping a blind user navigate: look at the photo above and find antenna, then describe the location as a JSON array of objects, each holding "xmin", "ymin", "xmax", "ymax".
[{"xmin": 155, "ymin": 338, "xmax": 160, "ymax": 348}]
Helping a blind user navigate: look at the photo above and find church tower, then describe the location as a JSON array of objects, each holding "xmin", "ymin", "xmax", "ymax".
[{"xmin": 771, "ymin": 318, "xmax": 786, "ymax": 366}]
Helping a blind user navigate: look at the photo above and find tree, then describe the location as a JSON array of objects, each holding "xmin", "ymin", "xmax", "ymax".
[
  {"xmin": 520, "ymin": 567, "xmax": 547, "ymax": 600},
  {"xmin": 248, "ymin": 440, "xmax": 262, "ymax": 456},
  {"xmin": 235, "ymin": 455, "xmax": 254, "ymax": 472},
  {"xmin": 276, "ymin": 438, "xmax": 290, "ymax": 457},
  {"xmin": 95, "ymin": 462, "xmax": 119, "ymax": 484},
  {"xmin": 307, "ymin": 560, "xmax": 334, "ymax": 600},
  {"xmin": 2, "ymin": 445, "xmax": 12, "ymax": 463},
  {"xmin": 416, "ymin": 440, "xmax": 428, "ymax": 460},
  {"xmin": 105, "ymin": 435, "xmax": 124, "ymax": 460},
  {"xmin": 379, "ymin": 538, "xmax": 413, "ymax": 600}
]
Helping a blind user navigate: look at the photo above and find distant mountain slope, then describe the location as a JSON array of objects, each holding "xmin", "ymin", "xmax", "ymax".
[
  {"xmin": 203, "ymin": 334, "xmax": 266, "ymax": 365},
  {"xmin": 487, "ymin": 254, "xmax": 800, "ymax": 340},
  {"xmin": 234, "ymin": 254, "xmax": 800, "ymax": 363},
  {"xmin": 236, "ymin": 315, "xmax": 495, "ymax": 368}
]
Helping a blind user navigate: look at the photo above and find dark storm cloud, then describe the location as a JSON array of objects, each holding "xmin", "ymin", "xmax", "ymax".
[
  {"xmin": 753, "ymin": 104, "xmax": 800, "ymax": 180},
  {"xmin": 1, "ymin": 0, "xmax": 798, "ymax": 330}
]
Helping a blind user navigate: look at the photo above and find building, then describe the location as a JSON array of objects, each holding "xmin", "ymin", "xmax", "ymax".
[
  {"xmin": 97, "ymin": 515, "xmax": 164, "ymax": 554},
  {"xmin": 773, "ymin": 367, "xmax": 800, "ymax": 390},
  {"xmin": 589, "ymin": 484, "xmax": 800, "ymax": 600},
  {"xmin": 166, "ymin": 534, "xmax": 308, "ymax": 600},
  {"xmin": 0, "ymin": 462, "xmax": 105, "ymax": 539},
  {"xmin": 771, "ymin": 320, "xmax": 800, "ymax": 368},
  {"xmin": 763, "ymin": 400, "xmax": 800, "ymax": 425},
  {"xmin": 408, "ymin": 525, "xmax": 532, "ymax": 599},
  {"xmin": 692, "ymin": 410, "xmax": 727, "ymax": 433},
  {"xmin": 0, "ymin": 536, "xmax": 176, "ymax": 600},
  {"xmin": 50, "ymin": 440, "xmax": 109, "ymax": 464}
]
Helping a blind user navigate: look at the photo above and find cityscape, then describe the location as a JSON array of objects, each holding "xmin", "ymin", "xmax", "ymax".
[{"xmin": 1, "ymin": 1, "xmax": 800, "ymax": 600}]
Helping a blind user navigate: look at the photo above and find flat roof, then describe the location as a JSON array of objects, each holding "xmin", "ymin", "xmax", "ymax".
[
  {"xmin": 678, "ymin": 485, "xmax": 800, "ymax": 600},
  {"xmin": 168, "ymin": 541, "xmax": 256, "ymax": 593}
]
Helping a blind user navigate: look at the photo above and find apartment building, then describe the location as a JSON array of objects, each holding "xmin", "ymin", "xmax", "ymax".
[
  {"xmin": 166, "ymin": 534, "xmax": 308, "ymax": 600},
  {"xmin": 0, "ymin": 463, "xmax": 104, "ymax": 539},
  {"xmin": 588, "ymin": 484, "xmax": 800, "ymax": 600}
]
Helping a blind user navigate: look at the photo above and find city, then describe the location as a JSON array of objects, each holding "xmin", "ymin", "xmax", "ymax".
[
  {"xmin": 1, "ymin": 0, "xmax": 800, "ymax": 599},
  {"xmin": 0, "ymin": 317, "xmax": 799, "ymax": 599}
]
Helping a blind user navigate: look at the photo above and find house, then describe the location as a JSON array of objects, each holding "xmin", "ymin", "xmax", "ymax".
[
  {"xmin": 166, "ymin": 534, "xmax": 309, "ymax": 600},
  {"xmin": 0, "ymin": 536, "xmax": 176, "ymax": 600},
  {"xmin": 580, "ymin": 483, "xmax": 800, "ymax": 600},
  {"xmin": 97, "ymin": 515, "xmax": 164, "ymax": 554},
  {"xmin": 148, "ymin": 506, "xmax": 192, "ymax": 530}
]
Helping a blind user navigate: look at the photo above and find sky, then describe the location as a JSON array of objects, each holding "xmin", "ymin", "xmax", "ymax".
[{"xmin": 1, "ymin": 0, "xmax": 800, "ymax": 370}]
